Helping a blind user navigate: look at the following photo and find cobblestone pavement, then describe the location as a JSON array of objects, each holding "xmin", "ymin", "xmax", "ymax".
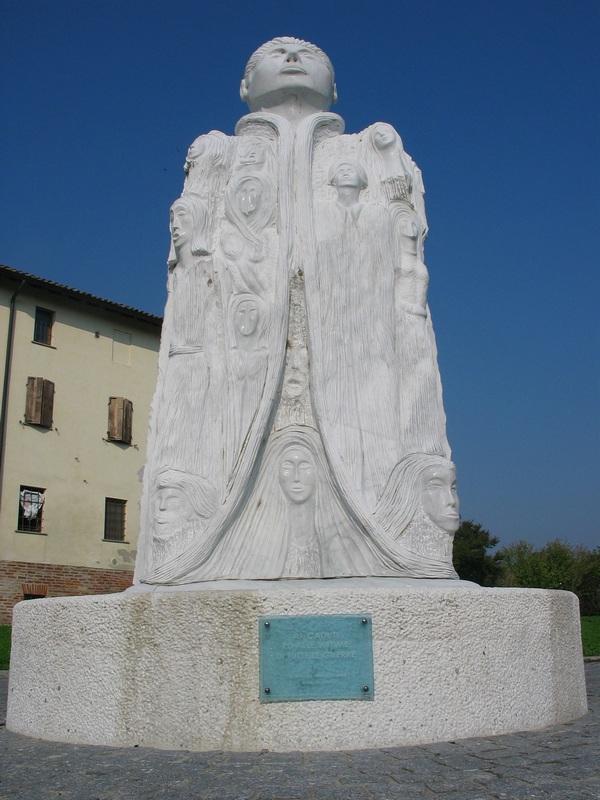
[{"xmin": 0, "ymin": 665, "xmax": 598, "ymax": 800}]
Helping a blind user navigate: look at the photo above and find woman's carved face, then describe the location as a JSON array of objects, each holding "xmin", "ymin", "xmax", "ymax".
[
  {"xmin": 372, "ymin": 124, "xmax": 397, "ymax": 151},
  {"xmin": 279, "ymin": 445, "xmax": 316, "ymax": 504},
  {"xmin": 234, "ymin": 298, "xmax": 260, "ymax": 337},
  {"xmin": 170, "ymin": 203, "xmax": 193, "ymax": 249},
  {"xmin": 421, "ymin": 463, "xmax": 460, "ymax": 534},
  {"xmin": 153, "ymin": 486, "xmax": 189, "ymax": 541}
]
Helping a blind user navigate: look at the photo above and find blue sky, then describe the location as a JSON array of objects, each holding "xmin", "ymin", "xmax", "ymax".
[{"xmin": 2, "ymin": 0, "xmax": 598, "ymax": 549}]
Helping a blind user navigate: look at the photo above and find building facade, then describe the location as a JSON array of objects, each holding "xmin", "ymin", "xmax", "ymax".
[{"xmin": 0, "ymin": 265, "xmax": 161, "ymax": 622}]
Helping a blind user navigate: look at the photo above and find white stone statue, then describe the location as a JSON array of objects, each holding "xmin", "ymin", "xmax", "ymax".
[{"xmin": 134, "ymin": 36, "xmax": 460, "ymax": 584}]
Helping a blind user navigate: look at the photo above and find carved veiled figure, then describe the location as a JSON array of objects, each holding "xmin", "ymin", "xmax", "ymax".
[{"xmin": 134, "ymin": 36, "xmax": 460, "ymax": 585}]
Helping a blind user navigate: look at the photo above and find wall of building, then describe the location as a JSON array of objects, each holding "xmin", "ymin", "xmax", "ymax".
[{"xmin": 0, "ymin": 283, "xmax": 160, "ymax": 620}]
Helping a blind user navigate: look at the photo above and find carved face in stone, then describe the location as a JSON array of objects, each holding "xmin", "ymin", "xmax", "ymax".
[
  {"xmin": 154, "ymin": 487, "xmax": 189, "ymax": 541},
  {"xmin": 278, "ymin": 444, "xmax": 316, "ymax": 504},
  {"xmin": 241, "ymin": 38, "xmax": 336, "ymax": 112},
  {"xmin": 239, "ymin": 140, "xmax": 267, "ymax": 167},
  {"xmin": 234, "ymin": 298, "xmax": 260, "ymax": 337},
  {"xmin": 371, "ymin": 123, "xmax": 397, "ymax": 152},
  {"xmin": 282, "ymin": 345, "xmax": 308, "ymax": 399},
  {"xmin": 330, "ymin": 161, "xmax": 368, "ymax": 191},
  {"xmin": 170, "ymin": 201, "xmax": 193, "ymax": 250},
  {"xmin": 396, "ymin": 203, "xmax": 420, "ymax": 242},
  {"xmin": 236, "ymin": 177, "xmax": 263, "ymax": 216},
  {"xmin": 421, "ymin": 463, "xmax": 460, "ymax": 534}
]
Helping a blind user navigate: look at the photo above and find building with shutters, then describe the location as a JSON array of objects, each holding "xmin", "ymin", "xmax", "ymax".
[{"xmin": 0, "ymin": 265, "xmax": 161, "ymax": 622}]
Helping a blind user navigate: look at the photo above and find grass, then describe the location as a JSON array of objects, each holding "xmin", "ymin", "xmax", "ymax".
[
  {"xmin": 581, "ymin": 616, "xmax": 600, "ymax": 657},
  {"xmin": 0, "ymin": 617, "xmax": 597, "ymax": 670},
  {"xmin": 0, "ymin": 625, "xmax": 11, "ymax": 670}
]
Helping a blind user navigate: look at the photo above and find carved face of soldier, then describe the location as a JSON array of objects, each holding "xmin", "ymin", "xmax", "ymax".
[
  {"xmin": 279, "ymin": 445, "xmax": 316, "ymax": 504},
  {"xmin": 234, "ymin": 298, "xmax": 260, "ymax": 337},
  {"xmin": 243, "ymin": 42, "xmax": 335, "ymax": 112},
  {"xmin": 421, "ymin": 463, "xmax": 460, "ymax": 534},
  {"xmin": 154, "ymin": 486, "xmax": 188, "ymax": 541},
  {"xmin": 170, "ymin": 202, "xmax": 193, "ymax": 250},
  {"xmin": 372, "ymin": 123, "xmax": 397, "ymax": 151}
]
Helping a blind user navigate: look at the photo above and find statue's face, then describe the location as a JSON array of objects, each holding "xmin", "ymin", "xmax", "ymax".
[
  {"xmin": 279, "ymin": 445, "xmax": 316, "ymax": 504},
  {"xmin": 244, "ymin": 42, "xmax": 334, "ymax": 111},
  {"xmin": 234, "ymin": 298, "xmax": 259, "ymax": 337},
  {"xmin": 283, "ymin": 345, "xmax": 308, "ymax": 398},
  {"xmin": 237, "ymin": 177, "xmax": 263, "ymax": 216},
  {"xmin": 187, "ymin": 136, "xmax": 206, "ymax": 162},
  {"xmin": 154, "ymin": 486, "xmax": 187, "ymax": 540},
  {"xmin": 239, "ymin": 140, "xmax": 266, "ymax": 166},
  {"xmin": 170, "ymin": 203, "xmax": 193, "ymax": 249},
  {"xmin": 372, "ymin": 124, "xmax": 396, "ymax": 151},
  {"xmin": 421, "ymin": 463, "xmax": 460, "ymax": 534},
  {"xmin": 332, "ymin": 162, "xmax": 363, "ymax": 189}
]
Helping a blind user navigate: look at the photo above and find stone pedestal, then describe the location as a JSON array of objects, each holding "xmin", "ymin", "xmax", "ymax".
[{"xmin": 7, "ymin": 580, "xmax": 587, "ymax": 751}]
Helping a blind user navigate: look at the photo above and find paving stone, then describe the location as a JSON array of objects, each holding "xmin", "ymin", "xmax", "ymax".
[{"xmin": 0, "ymin": 665, "xmax": 598, "ymax": 800}]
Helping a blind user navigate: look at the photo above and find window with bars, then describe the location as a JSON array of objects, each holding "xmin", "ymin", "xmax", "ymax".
[
  {"xmin": 104, "ymin": 498, "xmax": 126, "ymax": 542},
  {"xmin": 33, "ymin": 307, "xmax": 54, "ymax": 345},
  {"xmin": 18, "ymin": 486, "xmax": 45, "ymax": 533}
]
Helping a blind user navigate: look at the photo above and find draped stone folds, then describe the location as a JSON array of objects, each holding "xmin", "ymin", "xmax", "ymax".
[{"xmin": 134, "ymin": 111, "xmax": 459, "ymax": 585}]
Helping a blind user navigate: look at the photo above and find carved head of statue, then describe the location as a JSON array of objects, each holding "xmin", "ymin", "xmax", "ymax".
[
  {"xmin": 168, "ymin": 194, "xmax": 210, "ymax": 265},
  {"xmin": 230, "ymin": 292, "xmax": 266, "ymax": 342},
  {"xmin": 395, "ymin": 200, "xmax": 420, "ymax": 241},
  {"xmin": 238, "ymin": 139, "xmax": 267, "ymax": 168},
  {"xmin": 376, "ymin": 453, "xmax": 460, "ymax": 537},
  {"xmin": 184, "ymin": 130, "xmax": 229, "ymax": 175},
  {"xmin": 420, "ymin": 461, "xmax": 460, "ymax": 534},
  {"xmin": 152, "ymin": 468, "xmax": 217, "ymax": 543},
  {"xmin": 278, "ymin": 443, "xmax": 317, "ymax": 505},
  {"xmin": 370, "ymin": 123, "xmax": 404, "ymax": 154},
  {"xmin": 240, "ymin": 36, "xmax": 337, "ymax": 113},
  {"xmin": 328, "ymin": 160, "xmax": 368, "ymax": 191}
]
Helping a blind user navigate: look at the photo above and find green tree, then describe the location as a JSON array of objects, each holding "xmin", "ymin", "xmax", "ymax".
[
  {"xmin": 498, "ymin": 539, "xmax": 600, "ymax": 614},
  {"xmin": 453, "ymin": 520, "xmax": 502, "ymax": 585}
]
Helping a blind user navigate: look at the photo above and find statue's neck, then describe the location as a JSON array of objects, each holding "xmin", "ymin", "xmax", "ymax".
[
  {"xmin": 287, "ymin": 499, "xmax": 316, "ymax": 544},
  {"xmin": 336, "ymin": 187, "xmax": 362, "ymax": 208},
  {"xmin": 248, "ymin": 95, "xmax": 329, "ymax": 127}
]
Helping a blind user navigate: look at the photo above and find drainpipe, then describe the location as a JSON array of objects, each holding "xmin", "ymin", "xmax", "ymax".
[{"xmin": 0, "ymin": 279, "xmax": 26, "ymax": 509}]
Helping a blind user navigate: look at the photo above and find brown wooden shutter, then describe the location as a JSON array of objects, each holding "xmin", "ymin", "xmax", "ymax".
[
  {"xmin": 25, "ymin": 378, "xmax": 54, "ymax": 427},
  {"xmin": 107, "ymin": 397, "xmax": 133, "ymax": 444},
  {"xmin": 40, "ymin": 380, "xmax": 54, "ymax": 428},
  {"xmin": 122, "ymin": 398, "xmax": 133, "ymax": 445},
  {"xmin": 25, "ymin": 377, "xmax": 43, "ymax": 424}
]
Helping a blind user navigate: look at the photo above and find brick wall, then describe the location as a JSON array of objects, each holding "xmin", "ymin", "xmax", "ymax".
[{"xmin": 0, "ymin": 560, "xmax": 133, "ymax": 623}]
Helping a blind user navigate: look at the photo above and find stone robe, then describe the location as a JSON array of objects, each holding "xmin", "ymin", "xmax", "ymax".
[{"xmin": 134, "ymin": 112, "xmax": 455, "ymax": 584}]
